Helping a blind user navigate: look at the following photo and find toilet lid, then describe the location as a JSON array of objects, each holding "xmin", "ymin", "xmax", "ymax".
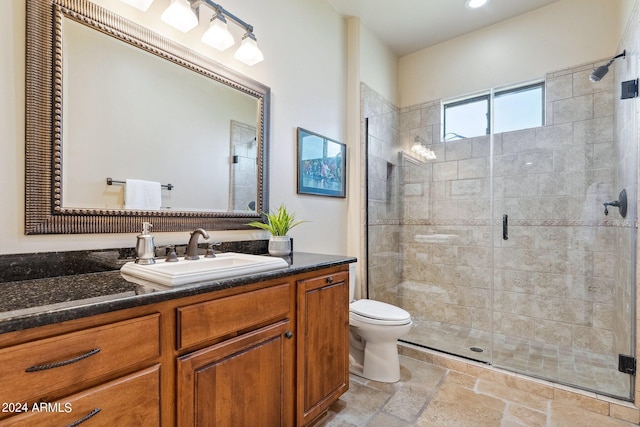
[{"xmin": 350, "ymin": 299, "xmax": 411, "ymax": 323}]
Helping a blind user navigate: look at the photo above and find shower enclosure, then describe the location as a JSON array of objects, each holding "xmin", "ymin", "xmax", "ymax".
[
  {"xmin": 230, "ymin": 120, "xmax": 258, "ymax": 211},
  {"xmin": 364, "ymin": 52, "xmax": 637, "ymax": 399}
]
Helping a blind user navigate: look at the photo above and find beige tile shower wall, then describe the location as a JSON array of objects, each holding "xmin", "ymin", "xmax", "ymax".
[
  {"xmin": 398, "ymin": 61, "xmax": 624, "ymax": 357},
  {"xmin": 362, "ymin": 84, "xmax": 402, "ymax": 303},
  {"xmin": 230, "ymin": 121, "xmax": 258, "ymax": 211},
  {"xmin": 397, "ymin": 119, "xmax": 494, "ymax": 333}
]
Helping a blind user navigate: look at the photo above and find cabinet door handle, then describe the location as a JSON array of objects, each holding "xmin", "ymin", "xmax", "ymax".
[
  {"xmin": 285, "ymin": 331, "xmax": 293, "ymax": 339},
  {"xmin": 25, "ymin": 348, "xmax": 100, "ymax": 372},
  {"xmin": 326, "ymin": 276, "xmax": 333, "ymax": 284},
  {"xmin": 67, "ymin": 408, "xmax": 101, "ymax": 427}
]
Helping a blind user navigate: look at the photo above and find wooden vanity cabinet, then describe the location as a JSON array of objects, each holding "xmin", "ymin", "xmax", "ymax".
[
  {"xmin": 2, "ymin": 365, "xmax": 161, "ymax": 427},
  {"xmin": 0, "ymin": 313, "xmax": 162, "ymax": 425},
  {"xmin": 175, "ymin": 282, "xmax": 296, "ymax": 427},
  {"xmin": 177, "ymin": 320, "xmax": 294, "ymax": 426},
  {"xmin": 0, "ymin": 263, "xmax": 352, "ymax": 426},
  {"xmin": 296, "ymin": 270, "xmax": 350, "ymax": 426}
]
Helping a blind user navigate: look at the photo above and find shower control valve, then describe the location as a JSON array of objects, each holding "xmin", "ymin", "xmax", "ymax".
[
  {"xmin": 603, "ymin": 189, "xmax": 627, "ymax": 218},
  {"xmin": 603, "ymin": 200, "xmax": 619, "ymax": 216}
]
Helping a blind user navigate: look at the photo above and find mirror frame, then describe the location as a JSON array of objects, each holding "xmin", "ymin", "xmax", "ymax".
[{"xmin": 25, "ymin": 0, "xmax": 270, "ymax": 234}]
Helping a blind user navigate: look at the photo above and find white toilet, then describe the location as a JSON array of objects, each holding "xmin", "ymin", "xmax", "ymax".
[{"xmin": 348, "ymin": 264, "xmax": 413, "ymax": 383}]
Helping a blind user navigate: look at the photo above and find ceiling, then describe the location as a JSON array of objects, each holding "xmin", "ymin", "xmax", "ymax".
[{"xmin": 325, "ymin": 0, "xmax": 563, "ymax": 56}]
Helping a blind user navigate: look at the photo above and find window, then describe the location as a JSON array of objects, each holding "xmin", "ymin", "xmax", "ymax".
[
  {"xmin": 443, "ymin": 95, "xmax": 489, "ymax": 140},
  {"xmin": 443, "ymin": 82, "xmax": 544, "ymax": 141}
]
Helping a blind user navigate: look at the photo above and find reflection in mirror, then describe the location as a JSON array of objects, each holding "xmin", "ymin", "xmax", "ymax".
[
  {"xmin": 62, "ymin": 18, "xmax": 258, "ymax": 212},
  {"xmin": 62, "ymin": 18, "xmax": 257, "ymax": 211},
  {"xmin": 25, "ymin": 0, "xmax": 270, "ymax": 234},
  {"xmin": 230, "ymin": 121, "xmax": 258, "ymax": 211}
]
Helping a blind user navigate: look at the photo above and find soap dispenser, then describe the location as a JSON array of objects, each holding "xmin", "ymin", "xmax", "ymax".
[{"xmin": 135, "ymin": 222, "xmax": 156, "ymax": 264}]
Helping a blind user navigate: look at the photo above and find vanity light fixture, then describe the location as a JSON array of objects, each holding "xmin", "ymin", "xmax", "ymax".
[
  {"xmin": 161, "ymin": 0, "xmax": 199, "ymax": 33},
  {"xmin": 233, "ymin": 33, "xmax": 264, "ymax": 66},
  {"xmin": 201, "ymin": 9, "xmax": 235, "ymax": 51},
  {"xmin": 465, "ymin": 0, "xmax": 488, "ymax": 9},
  {"xmin": 159, "ymin": 0, "xmax": 265, "ymax": 65},
  {"xmin": 120, "ymin": 0, "xmax": 155, "ymax": 11}
]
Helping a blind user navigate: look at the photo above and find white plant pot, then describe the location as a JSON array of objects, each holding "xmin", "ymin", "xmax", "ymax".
[{"xmin": 269, "ymin": 235, "xmax": 291, "ymax": 256}]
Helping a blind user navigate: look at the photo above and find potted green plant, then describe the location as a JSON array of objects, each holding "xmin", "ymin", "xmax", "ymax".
[{"xmin": 248, "ymin": 204, "xmax": 305, "ymax": 256}]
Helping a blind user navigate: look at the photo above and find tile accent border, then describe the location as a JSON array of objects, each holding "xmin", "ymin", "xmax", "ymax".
[{"xmin": 369, "ymin": 218, "xmax": 635, "ymax": 228}]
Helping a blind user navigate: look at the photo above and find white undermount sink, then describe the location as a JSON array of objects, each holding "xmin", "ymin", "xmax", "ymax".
[{"xmin": 120, "ymin": 252, "xmax": 289, "ymax": 287}]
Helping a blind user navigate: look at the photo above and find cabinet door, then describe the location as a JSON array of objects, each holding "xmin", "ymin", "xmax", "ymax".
[
  {"xmin": 297, "ymin": 271, "xmax": 349, "ymax": 426},
  {"xmin": 177, "ymin": 320, "xmax": 294, "ymax": 427}
]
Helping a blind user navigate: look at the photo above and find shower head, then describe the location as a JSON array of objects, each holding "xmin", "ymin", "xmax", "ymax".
[{"xmin": 590, "ymin": 50, "xmax": 626, "ymax": 82}]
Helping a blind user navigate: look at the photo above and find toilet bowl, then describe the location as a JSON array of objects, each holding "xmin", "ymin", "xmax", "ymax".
[{"xmin": 349, "ymin": 299, "xmax": 412, "ymax": 383}]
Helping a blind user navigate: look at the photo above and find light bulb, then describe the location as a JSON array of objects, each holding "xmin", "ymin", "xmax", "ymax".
[
  {"xmin": 234, "ymin": 33, "xmax": 264, "ymax": 66},
  {"xmin": 161, "ymin": 0, "xmax": 198, "ymax": 33},
  {"xmin": 202, "ymin": 15, "xmax": 235, "ymax": 51}
]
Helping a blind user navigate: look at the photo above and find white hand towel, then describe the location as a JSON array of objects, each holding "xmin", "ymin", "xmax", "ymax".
[{"xmin": 125, "ymin": 179, "xmax": 161, "ymax": 210}]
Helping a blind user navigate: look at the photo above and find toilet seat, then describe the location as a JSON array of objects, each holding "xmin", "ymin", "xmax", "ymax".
[{"xmin": 350, "ymin": 299, "xmax": 411, "ymax": 326}]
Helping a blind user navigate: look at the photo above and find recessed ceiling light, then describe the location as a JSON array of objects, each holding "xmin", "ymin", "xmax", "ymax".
[{"xmin": 465, "ymin": 0, "xmax": 488, "ymax": 9}]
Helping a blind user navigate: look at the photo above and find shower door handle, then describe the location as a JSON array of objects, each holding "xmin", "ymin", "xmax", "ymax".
[{"xmin": 503, "ymin": 214, "xmax": 508, "ymax": 240}]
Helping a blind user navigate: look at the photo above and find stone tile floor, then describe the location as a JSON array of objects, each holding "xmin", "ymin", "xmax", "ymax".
[
  {"xmin": 314, "ymin": 356, "xmax": 637, "ymax": 427},
  {"xmin": 403, "ymin": 318, "xmax": 629, "ymax": 398}
]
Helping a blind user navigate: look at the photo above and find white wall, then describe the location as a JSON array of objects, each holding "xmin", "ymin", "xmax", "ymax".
[
  {"xmin": 399, "ymin": 0, "xmax": 621, "ymax": 107},
  {"xmin": 344, "ymin": 18, "xmax": 400, "ymax": 294},
  {"xmin": 621, "ymin": 0, "xmax": 636, "ymax": 39},
  {"xmin": 0, "ymin": 0, "xmax": 348, "ymax": 255},
  {"xmin": 359, "ymin": 24, "xmax": 399, "ymax": 107}
]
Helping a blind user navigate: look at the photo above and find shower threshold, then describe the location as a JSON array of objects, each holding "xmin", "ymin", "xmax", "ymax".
[{"xmin": 402, "ymin": 317, "xmax": 631, "ymax": 399}]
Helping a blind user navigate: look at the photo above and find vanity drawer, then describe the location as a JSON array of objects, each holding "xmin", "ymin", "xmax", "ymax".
[
  {"xmin": 178, "ymin": 283, "xmax": 291, "ymax": 350},
  {"xmin": 2, "ymin": 365, "xmax": 160, "ymax": 426},
  {"xmin": 0, "ymin": 314, "xmax": 160, "ymax": 409}
]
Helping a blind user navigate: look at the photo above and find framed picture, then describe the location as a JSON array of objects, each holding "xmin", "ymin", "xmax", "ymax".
[{"xmin": 297, "ymin": 128, "xmax": 346, "ymax": 198}]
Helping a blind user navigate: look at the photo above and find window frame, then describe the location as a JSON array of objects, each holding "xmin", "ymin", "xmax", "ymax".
[
  {"xmin": 442, "ymin": 81, "xmax": 545, "ymax": 141},
  {"xmin": 443, "ymin": 94, "xmax": 490, "ymax": 140},
  {"xmin": 493, "ymin": 81, "xmax": 545, "ymax": 134}
]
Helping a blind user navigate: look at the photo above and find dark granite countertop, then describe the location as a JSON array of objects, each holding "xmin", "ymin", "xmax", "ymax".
[{"xmin": 0, "ymin": 252, "xmax": 356, "ymax": 335}]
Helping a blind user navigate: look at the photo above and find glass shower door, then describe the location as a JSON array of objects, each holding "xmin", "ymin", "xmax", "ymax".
[{"xmin": 491, "ymin": 61, "xmax": 636, "ymax": 399}]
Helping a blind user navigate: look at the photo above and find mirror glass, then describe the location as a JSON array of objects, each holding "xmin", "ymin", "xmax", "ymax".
[
  {"xmin": 25, "ymin": 0, "xmax": 270, "ymax": 234},
  {"xmin": 62, "ymin": 18, "xmax": 258, "ymax": 212}
]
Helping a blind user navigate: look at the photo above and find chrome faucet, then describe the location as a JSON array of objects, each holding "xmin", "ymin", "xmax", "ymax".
[{"xmin": 185, "ymin": 228, "xmax": 210, "ymax": 260}]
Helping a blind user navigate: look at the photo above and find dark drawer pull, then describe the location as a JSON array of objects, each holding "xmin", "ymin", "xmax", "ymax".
[
  {"xmin": 326, "ymin": 276, "xmax": 333, "ymax": 284},
  {"xmin": 66, "ymin": 408, "xmax": 101, "ymax": 427},
  {"xmin": 25, "ymin": 348, "xmax": 100, "ymax": 372},
  {"xmin": 285, "ymin": 331, "xmax": 293, "ymax": 339}
]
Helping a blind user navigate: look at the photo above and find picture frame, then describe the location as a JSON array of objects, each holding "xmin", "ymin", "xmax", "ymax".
[{"xmin": 297, "ymin": 128, "xmax": 347, "ymax": 198}]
